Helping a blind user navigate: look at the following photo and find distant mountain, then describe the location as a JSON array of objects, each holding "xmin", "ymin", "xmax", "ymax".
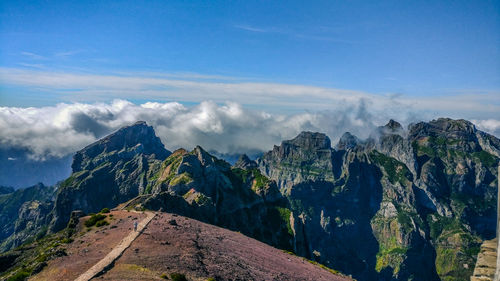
[
  {"xmin": 0, "ymin": 183, "xmax": 55, "ymax": 251},
  {"xmin": 0, "ymin": 147, "xmax": 72, "ymax": 189},
  {"xmin": 0, "ymin": 118, "xmax": 498, "ymax": 281}
]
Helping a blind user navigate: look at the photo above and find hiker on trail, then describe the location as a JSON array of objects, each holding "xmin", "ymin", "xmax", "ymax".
[{"xmin": 134, "ymin": 221, "xmax": 138, "ymax": 231}]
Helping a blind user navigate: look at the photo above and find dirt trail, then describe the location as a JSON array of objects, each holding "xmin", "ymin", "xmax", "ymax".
[{"xmin": 73, "ymin": 211, "xmax": 155, "ymax": 281}]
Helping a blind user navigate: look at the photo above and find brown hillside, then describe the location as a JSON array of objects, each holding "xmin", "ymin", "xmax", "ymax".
[{"xmin": 31, "ymin": 210, "xmax": 352, "ymax": 281}]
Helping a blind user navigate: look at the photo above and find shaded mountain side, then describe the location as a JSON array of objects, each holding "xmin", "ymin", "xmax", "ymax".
[
  {"xmin": 50, "ymin": 121, "xmax": 171, "ymax": 231},
  {"xmin": 0, "ymin": 183, "xmax": 55, "ymax": 252},
  {"xmin": 257, "ymin": 118, "xmax": 498, "ymax": 281},
  {"xmin": 0, "ymin": 186, "xmax": 14, "ymax": 195}
]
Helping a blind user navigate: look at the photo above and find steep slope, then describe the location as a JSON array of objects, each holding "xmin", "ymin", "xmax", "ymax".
[
  {"xmin": 406, "ymin": 118, "xmax": 498, "ymax": 280},
  {"xmin": 2, "ymin": 210, "xmax": 351, "ymax": 281},
  {"xmin": 257, "ymin": 131, "xmax": 335, "ymax": 194},
  {"xmin": 50, "ymin": 121, "xmax": 171, "ymax": 231}
]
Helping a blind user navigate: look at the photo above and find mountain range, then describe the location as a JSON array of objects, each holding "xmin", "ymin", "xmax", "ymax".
[{"xmin": 0, "ymin": 118, "xmax": 498, "ymax": 281}]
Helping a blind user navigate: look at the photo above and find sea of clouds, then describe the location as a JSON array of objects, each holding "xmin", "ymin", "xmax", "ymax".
[{"xmin": 1, "ymin": 99, "xmax": 499, "ymax": 161}]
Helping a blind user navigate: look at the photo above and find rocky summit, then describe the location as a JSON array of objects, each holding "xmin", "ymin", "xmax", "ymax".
[
  {"xmin": 51, "ymin": 121, "xmax": 171, "ymax": 231},
  {"xmin": 0, "ymin": 118, "xmax": 498, "ymax": 281}
]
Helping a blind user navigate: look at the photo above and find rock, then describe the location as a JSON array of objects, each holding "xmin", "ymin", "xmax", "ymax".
[
  {"xmin": 67, "ymin": 210, "xmax": 85, "ymax": 229},
  {"xmin": 50, "ymin": 121, "xmax": 171, "ymax": 232},
  {"xmin": 471, "ymin": 238, "xmax": 497, "ymax": 281},
  {"xmin": 234, "ymin": 154, "xmax": 258, "ymax": 170},
  {"xmin": 335, "ymin": 132, "xmax": 361, "ymax": 151},
  {"xmin": 257, "ymin": 131, "xmax": 335, "ymax": 193},
  {"xmin": 0, "ymin": 183, "xmax": 55, "ymax": 252},
  {"xmin": 71, "ymin": 121, "xmax": 170, "ymax": 172},
  {"xmin": 31, "ymin": 261, "xmax": 47, "ymax": 275}
]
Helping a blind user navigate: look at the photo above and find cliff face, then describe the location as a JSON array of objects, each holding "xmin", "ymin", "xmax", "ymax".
[
  {"xmin": 257, "ymin": 131, "xmax": 335, "ymax": 194},
  {"xmin": 256, "ymin": 118, "xmax": 498, "ymax": 281},
  {"xmin": 50, "ymin": 121, "xmax": 171, "ymax": 231}
]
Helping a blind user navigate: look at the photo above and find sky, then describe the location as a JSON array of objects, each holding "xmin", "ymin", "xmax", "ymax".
[{"xmin": 0, "ymin": 0, "xmax": 499, "ymax": 159}]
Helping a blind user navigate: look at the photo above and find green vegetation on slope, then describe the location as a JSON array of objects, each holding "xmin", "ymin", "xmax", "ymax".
[{"xmin": 370, "ymin": 151, "xmax": 412, "ymax": 185}]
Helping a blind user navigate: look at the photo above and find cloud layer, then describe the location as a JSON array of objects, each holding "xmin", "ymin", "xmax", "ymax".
[
  {"xmin": 1, "ymin": 99, "xmax": 499, "ymax": 161},
  {"xmin": 1, "ymin": 68, "xmax": 499, "ymax": 120}
]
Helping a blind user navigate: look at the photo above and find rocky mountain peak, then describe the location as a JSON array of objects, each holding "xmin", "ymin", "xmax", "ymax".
[
  {"xmin": 234, "ymin": 154, "xmax": 258, "ymax": 170},
  {"xmin": 336, "ymin": 132, "xmax": 361, "ymax": 150},
  {"xmin": 376, "ymin": 119, "xmax": 405, "ymax": 137},
  {"xmin": 409, "ymin": 118, "xmax": 477, "ymax": 140},
  {"xmin": 286, "ymin": 131, "xmax": 331, "ymax": 151},
  {"xmin": 192, "ymin": 146, "xmax": 214, "ymax": 165},
  {"xmin": 71, "ymin": 121, "xmax": 170, "ymax": 172},
  {"xmin": 385, "ymin": 119, "xmax": 403, "ymax": 131}
]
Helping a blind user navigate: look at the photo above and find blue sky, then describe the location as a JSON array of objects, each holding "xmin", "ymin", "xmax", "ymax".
[{"xmin": 0, "ymin": 0, "xmax": 499, "ymax": 111}]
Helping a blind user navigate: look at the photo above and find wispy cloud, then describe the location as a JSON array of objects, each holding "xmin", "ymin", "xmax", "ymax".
[
  {"xmin": 1, "ymin": 67, "xmax": 498, "ymax": 120},
  {"xmin": 234, "ymin": 24, "xmax": 358, "ymax": 43},
  {"xmin": 234, "ymin": 24, "xmax": 272, "ymax": 33},
  {"xmin": 54, "ymin": 49, "xmax": 85, "ymax": 58},
  {"xmin": 20, "ymin": 51, "xmax": 47, "ymax": 60},
  {"xmin": 17, "ymin": 63, "xmax": 45, "ymax": 69}
]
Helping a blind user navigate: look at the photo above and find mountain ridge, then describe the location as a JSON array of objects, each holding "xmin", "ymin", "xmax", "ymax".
[{"xmin": 1, "ymin": 117, "xmax": 498, "ymax": 281}]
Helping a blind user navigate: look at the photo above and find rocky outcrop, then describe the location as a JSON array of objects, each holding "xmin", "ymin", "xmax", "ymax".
[
  {"xmin": 257, "ymin": 131, "xmax": 335, "ymax": 194},
  {"xmin": 471, "ymin": 238, "xmax": 497, "ymax": 281},
  {"xmin": 141, "ymin": 146, "xmax": 293, "ymax": 250},
  {"xmin": 256, "ymin": 118, "xmax": 498, "ymax": 281},
  {"xmin": 50, "ymin": 121, "xmax": 171, "ymax": 231},
  {"xmin": 336, "ymin": 132, "xmax": 362, "ymax": 151},
  {"xmin": 2, "ymin": 200, "xmax": 53, "ymax": 251},
  {"xmin": 234, "ymin": 154, "xmax": 258, "ymax": 170}
]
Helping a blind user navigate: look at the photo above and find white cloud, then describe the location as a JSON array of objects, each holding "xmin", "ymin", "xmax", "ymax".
[
  {"xmin": 20, "ymin": 52, "xmax": 47, "ymax": 60},
  {"xmin": 0, "ymin": 68, "xmax": 499, "ymax": 159},
  {"xmin": 0, "ymin": 100, "xmax": 384, "ymax": 159},
  {"xmin": 472, "ymin": 119, "xmax": 500, "ymax": 137},
  {"xmin": 1, "ymin": 68, "xmax": 499, "ymax": 119},
  {"xmin": 0, "ymin": 99, "xmax": 498, "ymax": 160}
]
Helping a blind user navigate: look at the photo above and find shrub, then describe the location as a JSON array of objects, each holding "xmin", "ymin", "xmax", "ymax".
[
  {"xmin": 61, "ymin": 237, "xmax": 74, "ymax": 244},
  {"xmin": 6, "ymin": 269, "xmax": 30, "ymax": 281},
  {"xmin": 160, "ymin": 273, "xmax": 168, "ymax": 279},
  {"xmin": 95, "ymin": 220, "xmax": 109, "ymax": 227},
  {"xmin": 170, "ymin": 273, "xmax": 188, "ymax": 281},
  {"xmin": 206, "ymin": 278, "xmax": 216, "ymax": 281},
  {"xmin": 84, "ymin": 214, "xmax": 107, "ymax": 227},
  {"xmin": 100, "ymin": 208, "xmax": 110, "ymax": 213}
]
